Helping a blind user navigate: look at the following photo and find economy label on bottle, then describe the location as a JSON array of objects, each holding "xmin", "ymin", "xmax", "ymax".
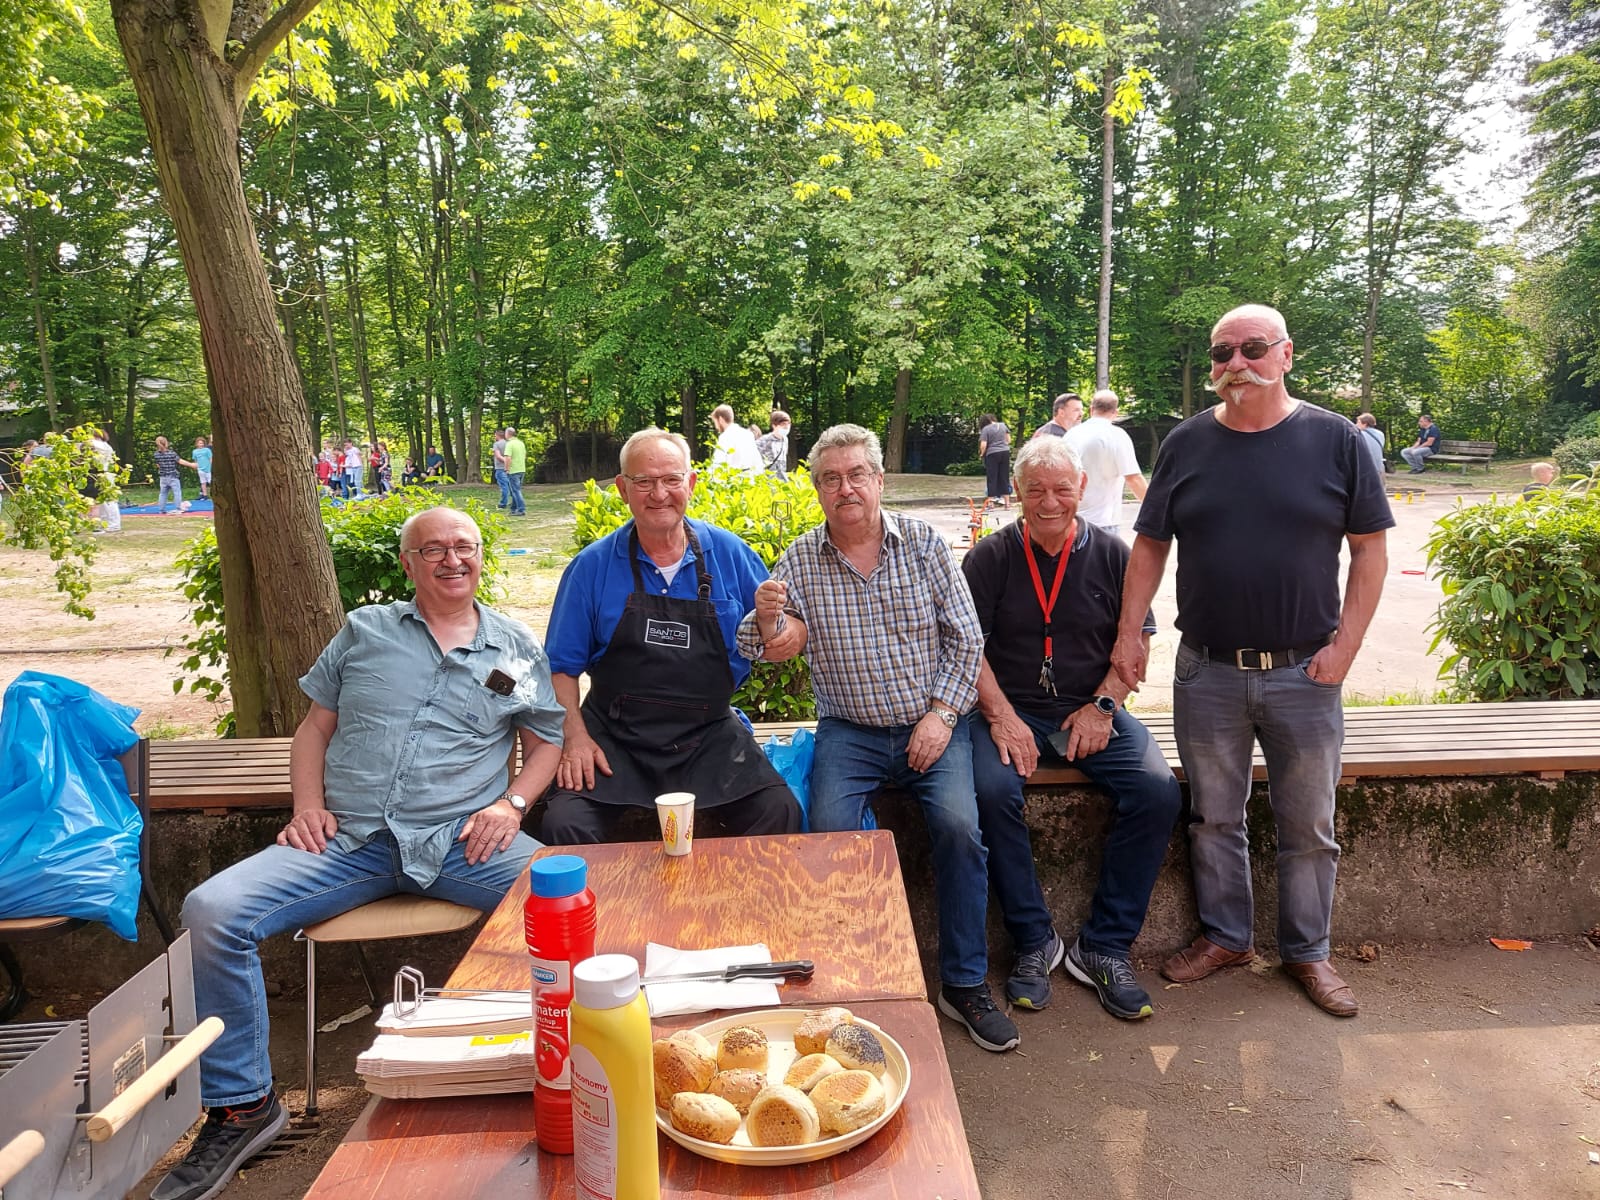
[{"xmin": 570, "ymin": 1044, "xmax": 618, "ymax": 1200}]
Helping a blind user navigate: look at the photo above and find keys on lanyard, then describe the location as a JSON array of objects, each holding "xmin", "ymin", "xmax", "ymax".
[{"xmin": 1038, "ymin": 653, "xmax": 1057, "ymax": 696}]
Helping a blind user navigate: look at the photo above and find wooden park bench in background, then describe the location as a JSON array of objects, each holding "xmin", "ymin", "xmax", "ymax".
[
  {"xmin": 145, "ymin": 700, "xmax": 1600, "ymax": 811},
  {"xmin": 1429, "ymin": 439, "xmax": 1497, "ymax": 473}
]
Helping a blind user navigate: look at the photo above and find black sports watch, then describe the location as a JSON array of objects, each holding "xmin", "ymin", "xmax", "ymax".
[
  {"xmin": 1092, "ymin": 695, "xmax": 1117, "ymax": 717},
  {"xmin": 497, "ymin": 790, "xmax": 528, "ymax": 813}
]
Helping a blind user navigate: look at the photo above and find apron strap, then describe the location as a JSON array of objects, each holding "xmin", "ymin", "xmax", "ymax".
[{"xmin": 628, "ymin": 521, "xmax": 712, "ymax": 601}]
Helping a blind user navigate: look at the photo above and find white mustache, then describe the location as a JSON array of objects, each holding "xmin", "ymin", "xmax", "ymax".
[{"xmin": 1205, "ymin": 366, "xmax": 1272, "ymax": 393}]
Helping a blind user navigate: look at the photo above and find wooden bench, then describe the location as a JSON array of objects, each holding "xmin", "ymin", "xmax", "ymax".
[
  {"xmin": 147, "ymin": 700, "xmax": 1600, "ymax": 811},
  {"xmin": 1428, "ymin": 439, "xmax": 1496, "ymax": 472}
]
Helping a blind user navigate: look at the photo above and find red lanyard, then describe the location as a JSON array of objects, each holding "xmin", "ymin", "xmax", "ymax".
[{"xmin": 1020, "ymin": 519, "xmax": 1073, "ymax": 694}]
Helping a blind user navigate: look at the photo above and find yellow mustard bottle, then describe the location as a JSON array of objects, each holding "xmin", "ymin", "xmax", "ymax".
[{"xmin": 569, "ymin": 954, "xmax": 660, "ymax": 1200}]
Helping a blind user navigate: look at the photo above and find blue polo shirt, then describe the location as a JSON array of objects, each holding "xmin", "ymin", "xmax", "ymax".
[
  {"xmin": 545, "ymin": 517, "xmax": 769, "ymax": 687},
  {"xmin": 298, "ymin": 600, "xmax": 565, "ymax": 886}
]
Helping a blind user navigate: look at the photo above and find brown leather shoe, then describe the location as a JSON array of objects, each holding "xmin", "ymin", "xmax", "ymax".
[
  {"xmin": 1282, "ymin": 959, "xmax": 1359, "ymax": 1017},
  {"xmin": 1160, "ymin": 934, "xmax": 1256, "ymax": 983}
]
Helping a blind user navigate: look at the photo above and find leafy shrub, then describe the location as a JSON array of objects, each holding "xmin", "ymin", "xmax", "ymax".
[
  {"xmin": 1, "ymin": 426, "xmax": 125, "ymax": 618},
  {"xmin": 174, "ymin": 488, "xmax": 507, "ymax": 732},
  {"xmin": 944, "ymin": 459, "xmax": 987, "ymax": 476},
  {"xmin": 1551, "ymin": 435, "xmax": 1600, "ymax": 478},
  {"xmin": 1563, "ymin": 410, "xmax": 1600, "ymax": 440},
  {"xmin": 1425, "ymin": 489, "xmax": 1600, "ymax": 700},
  {"xmin": 571, "ymin": 463, "xmax": 824, "ymax": 719}
]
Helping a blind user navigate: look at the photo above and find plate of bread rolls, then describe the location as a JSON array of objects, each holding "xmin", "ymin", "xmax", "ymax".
[{"xmin": 652, "ymin": 1006, "xmax": 911, "ymax": 1166}]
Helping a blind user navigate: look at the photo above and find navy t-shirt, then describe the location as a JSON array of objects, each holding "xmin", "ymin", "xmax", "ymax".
[
  {"xmin": 1133, "ymin": 402, "xmax": 1394, "ymax": 650},
  {"xmin": 962, "ymin": 520, "xmax": 1156, "ymax": 724}
]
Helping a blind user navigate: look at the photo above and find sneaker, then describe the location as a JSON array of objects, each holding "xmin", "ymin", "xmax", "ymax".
[
  {"xmin": 938, "ymin": 984, "xmax": 1020, "ymax": 1053},
  {"xmin": 1005, "ymin": 931, "xmax": 1065, "ymax": 1010},
  {"xmin": 151, "ymin": 1093, "xmax": 288, "ymax": 1200},
  {"xmin": 1064, "ymin": 938, "xmax": 1154, "ymax": 1020}
]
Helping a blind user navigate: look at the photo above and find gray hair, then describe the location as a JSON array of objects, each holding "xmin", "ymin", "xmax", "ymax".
[
  {"xmin": 809, "ymin": 423, "xmax": 883, "ymax": 473},
  {"xmin": 1090, "ymin": 389, "xmax": 1118, "ymax": 415},
  {"xmin": 1013, "ymin": 435, "xmax": 1083, "ymax": 485},
  {"xmin": 619, "ymin": 426, "xmax": 692, "ymax": 475},
  {"xmin": 399, "ymin": 506, "xmax": 481, "ymax": 552}
]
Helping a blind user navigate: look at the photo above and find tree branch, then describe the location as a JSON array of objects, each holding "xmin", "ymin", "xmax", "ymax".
[{"xmin": 230, "ymin": 0, "xmax": 325, "ymax": 117}]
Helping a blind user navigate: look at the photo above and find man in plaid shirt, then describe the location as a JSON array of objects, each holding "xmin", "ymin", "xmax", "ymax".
[{"xmin": 738, "ymin": 423, "xmax": 1018, "ymax": 1053}]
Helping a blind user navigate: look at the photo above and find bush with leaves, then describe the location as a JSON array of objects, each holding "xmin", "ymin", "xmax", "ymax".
[
  {"xmin": 944, "ymin": 459, "xmax": 987, "ymax": 476},
  {"xmin": 1425, "ymin": 488, "xmax": 1600, "ymax": 700},
  {"xmin": 1, "ymin": 426, "xmax": 125, "ymax": 619},
  {"xmin": 571, "ymin": 463, "xmax": 825, "ymax": 719},
  {"xmin": 1551, "ymin": 435, "xmax": 1600, "ymax": 478},
  {"xmin": 174, "ymin": 488, "xmax": 507, "ymax": 732}
]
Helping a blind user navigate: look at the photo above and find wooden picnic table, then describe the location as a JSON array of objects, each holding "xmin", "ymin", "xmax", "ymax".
[{"xmin": 302, "ymin": 831, "xmax": 978, "ymax": 1200}]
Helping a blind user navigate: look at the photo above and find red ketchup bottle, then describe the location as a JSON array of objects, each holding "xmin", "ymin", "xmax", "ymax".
[{"xmin": 524, "ymin": 854, "xmax": 597, "ymax": 1155}]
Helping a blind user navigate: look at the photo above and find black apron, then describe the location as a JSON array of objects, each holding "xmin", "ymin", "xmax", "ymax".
[{"xmin": 576, "ymin": 522, "xmax": 786, "ymax": 810}]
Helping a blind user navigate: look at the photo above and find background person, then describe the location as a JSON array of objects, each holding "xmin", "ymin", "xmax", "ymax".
[
  {"xmin": 1034, "ymin": 392, "xmax": 1083, "ymax": 439},
  {"xmin": 977, "ymin": 413, "xmax": 1011, "ymax": 506},
  {"xmin": 503, "ymin": 427, "xmax": 527, "ymax": 516},
  {"xmin": 1064, "ymin": 389, "xmax": 1146, "ymax": 535},
  {"xmin": 1400, "ymin": 414, "xmax": 1441, "ymax": 474},
  {"xmin": 1355, "ymin": 413, "xmax": 1387, "ymax": 476},
  {"xmin": 710, "ymin": 404, "xmax": 763, "ymax": 476},
  {"xmin": 756, "ymin": 410, "xmax": 792, "ymax": 480},
  {"xmin": 1523, "ymin": 461, "xmax": 1558, "ymax": 497},
  {"xmin": 153, "ymin": 435, "xmax": 189, "ymax": 513},
  {"xmin": 193, "ymin": 436, "xmax": 214, "ymax": 498}
]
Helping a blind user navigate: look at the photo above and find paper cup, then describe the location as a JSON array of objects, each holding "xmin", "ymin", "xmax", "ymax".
[{"xmin": 655, "ymin": 792, "xmax": 695, "ymax": 856}]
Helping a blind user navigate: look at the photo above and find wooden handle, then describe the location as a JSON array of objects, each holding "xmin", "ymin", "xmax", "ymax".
[
  {"xmin": 0, "ymin": 1129, "xmax": 46, "ymax": 1190},
  {"xmin": 86, "ymin": 1017, "xmax": 223, "ymax": 1143}
]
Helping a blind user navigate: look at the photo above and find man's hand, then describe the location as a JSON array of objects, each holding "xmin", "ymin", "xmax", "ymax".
[
  {"xmin": 1110, "ymin": 631, "xmax": 1148, "ymax": 691},
  {"xmin": 278, "ymin": 808, "xmax": 339, "ymax": 853},
  {"xmin": 1059, "ymin": 704, "xmax": 1113, "ymax": 761},
  {"xmin": 907, "ymin": 712, "xmax": 954, "ymax": 773},
  {"xmin": 753, "ymin": 579, "xmax": 787, "ymax": 625},
  {"xmin": 1305, "ymin": 638, "xmax": 1357, "ymax": 685},
  {"xmin": 457, "ymin": 797, "xmax": 523, "ymax": 865},
  {"xmin": 988, "ymin": 710, "xmax": 1038, "ymax": 778},
  {"xmin": 556, "ymin": 726, "xmax": 612, "ymax": 791}
]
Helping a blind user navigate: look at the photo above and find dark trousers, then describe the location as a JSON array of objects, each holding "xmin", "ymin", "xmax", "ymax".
[
  {"xmin": 537, "ymin": 783, "xmax": 800, "ymax": 845},
  {"xmin": 970, "ymin": 707, "xmax": 1180, "ymax": 959}
]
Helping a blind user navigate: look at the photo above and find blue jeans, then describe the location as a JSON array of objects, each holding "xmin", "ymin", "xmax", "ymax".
[
  {"xmin": 157, "ymin": 477, "xmax": 181, "ymax": 511},
  {"xmin": 181, "ymin": 822, "xmax": 540, "ymax": 1107},
  {"xmin": 506, "ymin": 471, "xmax": 525, "ymax": 515},
  {"xmin": 971, "ymin": 708, "xmax": 1180, "ymax": 959},
  {"xmin": 494, "ymin": 467, "xmax": 509, "ymax": 507},
  {"xmin": 809, "ymin": 715, "xmax": 989, "ymax": 989},
  {"xmin": 1400, "ymin": 445, "xmax": 1435, "ymax": 471},
  {"xmin": 1172, "ymin": 642, "xmax": 1344, "ymax": 963}
]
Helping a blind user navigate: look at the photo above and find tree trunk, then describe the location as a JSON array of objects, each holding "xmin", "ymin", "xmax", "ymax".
[
  {"xmin": 681, "ymin": 375, "xmax": 698, "ymax": 446},
  {"xmin": 1180, "ymin": 350, "xmax": 1194, "ymax": 418},
  {"xmin": 1096, "ymin": 57, "xmax": 1115, "ymax": 392},
  {"xmin": 21, "ymin": 215, "xmax": 62, "ymax": 432},
  {"xmin": 111, "ymin": 0, "xmax": 342, "ymax": 736},
  {"xmin": 339, "ymin": 224, "xmax": 378, "ymax": 448},
  {"xmin": 885, "ymin": 367, "xmax": 911, "ymax": 473}
]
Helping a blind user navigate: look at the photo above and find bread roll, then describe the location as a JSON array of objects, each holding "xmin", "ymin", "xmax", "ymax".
[
  {"xmin": 784, "ymin": 1052, "xmax": 845, "ymax": 1093},
  {"xmin": 793, "ymin": 1006, "xmax": 854, "ymax": 1056},
  {"xmin": 716, "ymin": 1024, "xmax": 769, "ymax": 1072},
  {"xmin": 653, "ymin": 1036, "xmax": 716, "ymax": 1108},
  {"xmin": 707, "ymin": 1067, "xmax": 766, "ymax": 1115},
  {"xmin": 825, "ymin": 1023, "xmax": 887, "ymax": 1077},
  {"xmin": 810, "ymin": 1069, "xmax": 887, "ymax": 1135},
  {"xmin": 746, "ymin": 1083, "xmax": 821, "ymax": 1147},
  {"xmin": 667, "ymin": 1029, "xmax": 716, "ymax": 1059},
  {"xmin": 669, "ymin": 1092, "xmax": 741, "ymax": 1144}
]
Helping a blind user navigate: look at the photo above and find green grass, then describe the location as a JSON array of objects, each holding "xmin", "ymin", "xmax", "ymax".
[{"xmin": 1344, "ymin": 688, "xmax": 1451, "ymax": 707}]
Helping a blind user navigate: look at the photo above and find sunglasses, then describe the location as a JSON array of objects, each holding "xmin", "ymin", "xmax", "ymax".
[{"xmin": 1208, "ymin": 337, "xmax": 1287, "ymax": 364}]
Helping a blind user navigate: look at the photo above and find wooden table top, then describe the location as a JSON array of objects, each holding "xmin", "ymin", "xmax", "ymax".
[
  {"xmin": 302, "ymin": 998, "xmax": 978, "ymax": 1200},
  {"xmin": 444, "ymin": 831, "xmax": 928, "ymax": 1005}
]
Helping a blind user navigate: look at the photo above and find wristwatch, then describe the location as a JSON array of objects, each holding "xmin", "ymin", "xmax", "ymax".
[
  {"xmin": 1092, "ymin": 695, "xmax": 1117, "ymax": 717},
  {"xmin": 929, "ymin": 706, "xmax": 959, "ymax": 729},
  {"xmin": 497, "ymin": 790, "xmax": 528, "ymax": 813}
]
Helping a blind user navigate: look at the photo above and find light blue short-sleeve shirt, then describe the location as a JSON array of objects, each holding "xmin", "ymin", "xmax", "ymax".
[{"xmin": 298, "ymin": 600, "xmax": 565, "ymax": 886}]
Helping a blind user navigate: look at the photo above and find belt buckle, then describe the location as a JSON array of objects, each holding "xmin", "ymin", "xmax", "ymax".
[{"xmin": 1234, "ymin": 648, "xmax": 1273, "ymax": 670}]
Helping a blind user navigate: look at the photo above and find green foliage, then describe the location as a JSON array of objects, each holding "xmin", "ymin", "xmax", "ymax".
[
  {"xmin": 0, "ymin": 425, "xmax": 124, "ymax": 618},
  {"xmin": 1552, "ymin": 436, "xmax": 1600, "ymax": 477},
  {"xmin": 944, "ymin": 459, "xmax": 986, "ymax": 476},
  {"xmin": 571, "ymin": 463, "xmax": 824, "ymax": 719},
  {"xmin": 173, "ymin": 488, "xmax": 508, "ymax": 731},
  {"xmin": 1564, "ymin": 411, "xmax": 1600, "ymax": 440},
  {"xmin": 1424, "ymin": 490, "xmax": 1600, "ymax": 701}
]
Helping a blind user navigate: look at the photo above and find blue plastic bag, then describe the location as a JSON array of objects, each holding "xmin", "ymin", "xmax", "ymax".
[
  {"xmin": 764, "ymin": 727, "xmax": 815, "ymax": 832},
  {"xmin": 0, "ymin": 671, "xmax": 143, "ymax": 940}
]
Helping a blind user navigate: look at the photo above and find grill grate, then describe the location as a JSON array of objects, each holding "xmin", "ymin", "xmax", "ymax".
[{"xmin": 0, "ymin": 1020, "xmax": 88, "ymax": 1085}]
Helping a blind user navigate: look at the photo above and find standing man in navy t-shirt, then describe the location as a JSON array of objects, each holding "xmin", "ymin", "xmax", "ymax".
[{"xmin": 1111, "ymin": 304, "xmax": 1393, "ymax": 1018}]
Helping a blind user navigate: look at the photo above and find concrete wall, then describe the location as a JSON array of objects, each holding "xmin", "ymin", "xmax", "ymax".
[{"xmin": 9, "ymin": 771, "xmax": 1599, "ymax": 998}]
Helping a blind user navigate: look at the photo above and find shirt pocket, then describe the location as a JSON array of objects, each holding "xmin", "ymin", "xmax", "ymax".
[{"xmin": 888, "ymin": 579, "xmax": 936, "ymax": 639}]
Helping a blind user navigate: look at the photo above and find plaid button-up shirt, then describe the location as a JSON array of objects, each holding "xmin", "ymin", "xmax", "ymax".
[{"xmin": 739, "ymin": 512, "xmax": 982, "ymax": 726}]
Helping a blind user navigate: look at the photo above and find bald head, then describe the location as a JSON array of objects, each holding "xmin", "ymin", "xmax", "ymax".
[{"xmin": 1212, "ymin": 304, "xmax": 1288, "ymax": 342}]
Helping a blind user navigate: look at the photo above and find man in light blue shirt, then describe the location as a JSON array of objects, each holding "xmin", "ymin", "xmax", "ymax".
[{"xmin": 154, "ymin": 506, "xmax": 563, "ymax": 1200}]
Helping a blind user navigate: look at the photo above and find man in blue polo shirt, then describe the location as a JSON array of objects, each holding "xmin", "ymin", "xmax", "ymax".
[
  {"xmin": 1400, "ymin": 414, "xmax": 1441, "ymax": 473},
  {"xmin": 541, "ymin": 427, "xmax": 803, "ymax": 842}
]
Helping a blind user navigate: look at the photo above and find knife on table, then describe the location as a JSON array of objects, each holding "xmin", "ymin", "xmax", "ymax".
[{"xmin": 641, "ymin": 960, "xmax": 814, "ymax": 985}]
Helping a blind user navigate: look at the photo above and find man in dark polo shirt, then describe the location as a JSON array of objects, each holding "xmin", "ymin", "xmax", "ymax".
[
  {"xmin": 1112, "ymin": 303, "xmax": 1392, "ymax": 1018},
  {"xmin": 962, "ymin": 437, "xmax": 1180, "ymax": 1020}
]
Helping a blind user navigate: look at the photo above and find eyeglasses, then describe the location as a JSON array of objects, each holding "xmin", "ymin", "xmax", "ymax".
[
  {"xmin": 815, "ymin": 468, "xmax": 877, "ymax": 493},
  {"xmin": 405, "ymin": 542, "xmax": 481, "ymax": 563},
  {"xmin": 1208, "ymin": 337, "xmax": 1287, "ymax": 364},
  {"xmin": 625, "ymin": 473, "xmax": 688, "ymax": 493}
]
